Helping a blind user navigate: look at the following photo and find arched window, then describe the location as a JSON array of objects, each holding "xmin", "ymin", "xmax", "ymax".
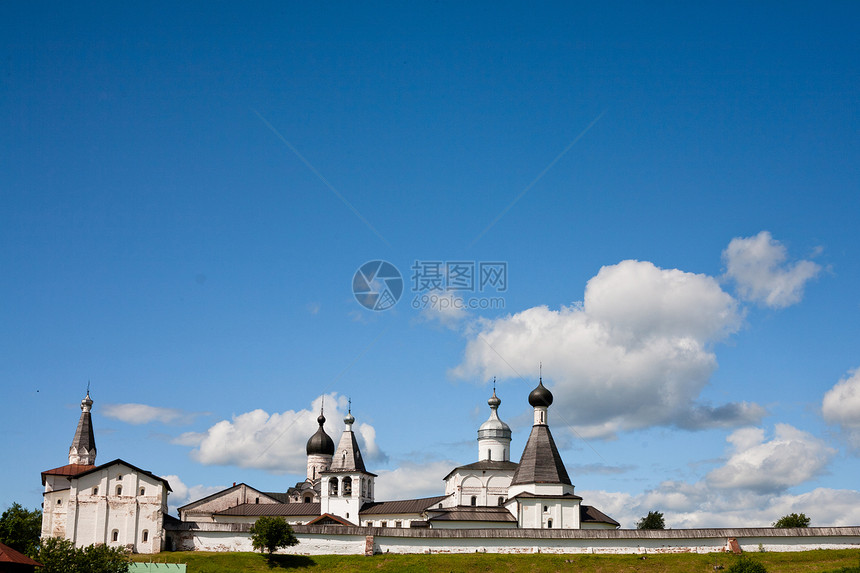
[
  {"xmin": 343, "ymin": 477, "xmax": 352, "ymax": 496},
  {"xmin": 116, "ymin": 485, "xmax": 122, "ymax": 496},
  {"xmin": 255, "ymin": 497, "xmax": 259, "ymax": 504},
  {"xmin": 543, "ymin": 505, "xmax": 548, "ymax": 512},
  {"xmin": 303, "ymin": 494, "xmax": 313, "ymax": 503},
  {"xmin": 111, "ymin": 530, "xmax": 119, "ymax": 542},
  {"xmin": 470, "ymin": 496, "xmax": 477, "ymax": 506},
  {"xmin": 498, "ymin": 497, "xmax": 505, "ymax": 506},
  {"xmin": 488, "ymin": 449, "xmax": 492, "ymax": 460},
  {"xmin": 547, "ymin": 519, "xmax": 553, "ymax": 529},
  {"xmin": 329, "ymin": 477, "xmax": 338, "ymax": 496},
  {"xmin": 142, "ymin": 530, "xmax": 149, "ymax": 543},
  {"xmin": 92, "ymin": 487, "xmax": 98, "ymax": 495}
]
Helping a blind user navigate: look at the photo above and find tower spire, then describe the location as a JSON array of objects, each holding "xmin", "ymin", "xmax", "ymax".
[{"xmin": 69, "ymin": 388, "xmax": 97, "ymax": 466}]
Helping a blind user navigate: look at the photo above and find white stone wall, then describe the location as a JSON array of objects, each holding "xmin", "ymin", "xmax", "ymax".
[{"xmin": 172, "ymin": 524, "xmax": 860, "ymax": 556}]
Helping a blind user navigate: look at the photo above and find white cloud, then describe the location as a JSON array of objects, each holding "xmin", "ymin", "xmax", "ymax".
[
  {"xmin": 706, "ymin": 424, "xmax": 836, "ymax": 494},
  {"xmin": 160, "ymin": 474, "xmax": 225, "ymax": 515},
  {"xmin": 102, "ymin": 403, "xmax": 205, "ymax": 426},
  {"xmin": 452, "ymin": 259, "xmax": 756, "ymax": 438},
  {"xmin": 581, "ymin": 425, "xmax": 845, "ymax": 528},
  {"xmin": 187, "ymin": 393, "xmax": 386, "ymax": 474},
  {"xmin": 583, "ymin": 484, "xmax": 860, "ymax": 529},
  {"xmin": 822, "ymin": 368, "xmax": 860, "ymax": 450},
  {"xmin": 374, "ymin": 460, "xmax": 456, "ymax": 501},
  {"xmin": 722, "ymin": 231, "xmax": 821, "ymax": 308},
  {"xmin": 417, "ymin": 290, "xmax": 470, "ymax": 329}
]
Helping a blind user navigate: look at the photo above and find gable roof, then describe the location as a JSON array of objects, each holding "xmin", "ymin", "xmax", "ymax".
[
  {"xmin": 177, "ymin": 483, "xmax": 281, "ymax": 512},
  {"xmin": 427, "ymin": 506, "xmax": 517, "ymax": 523},
  {"xmin": 581, "ymin": 504, "xmax": 620, "ymax": 527},
  {"xmin": 0, "ymin": 542, "xmax": 42, "ymax": 566},
  {"xmin": 71, "ymin": 459, "xmax": 172, "ymax": 491},
  {"xmin": 215, "ymin": 502, "xmax": 321, "ymax": 517},
  {"xmin": 306, "ymin": 513, "xmax": 356, "ymax": 526},
  {"xmin": 41, "ymin": 463, "xmax": 96, "ymax": 485},
  {"xmin": 360, "ymin": 495, "xmax": 449, "ymax": 515},
  {"xmin": 443, "ymin": 460, "xmax": 518, "ymax": 481},
  {"xmin": 510, "ymin": 424, "xmax": 571, "ymax": 486}
]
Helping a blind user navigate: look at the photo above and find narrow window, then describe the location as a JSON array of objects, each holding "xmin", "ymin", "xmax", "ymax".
[
  {"xmin": 498, "ymin": 497, "xmax": 505, "ymax": 506},
  {"xmin": 547, "ymin": 519, "xmax": 553, "ymax": 529},
  {"xmin": 56, "ymin": 498, "xmax": 62, "ymax": 505},
  {"xmin": 329, "ymin": 477, "xmax": 338, "ymax": 496},
  {"xmin": 139, "ymin": 487, "xmax": 145, "ymax": 496},
  {"xmin": 488, "ymin": 449, "xmax": 492, "ymax": 460},
  {"xmin": 255, "ymin": 497, "xmax": 259, "ymax": 504},
  {"xmin": 395, "ymin": 521, "xmax": 402, "ymax": 528},
  {"xmin": 116, "ymin": 485, "xmax": 122, "ymax": 496},
  {"xmin": 117, "ymin": 474, "xmax": 123, "ymax": 481},
  {"xmin": 142, "ymin": 530, "xmax": 149, "ymax": 542},
  {"xmin": 93, "ymin": 487, "xmax": 98, "ymax": 495},
  {"xmin": 544, "ymin": 505, "xmax": 548, "ymax": 512},
  {"xmin": 111, "ymin": 530, "xmax": 119, "ymax": 542},
  {"xmin": 380, "ymin": 521, "xmax": 387, "ymax": 527},
  {"xmin": 470, "ymin": 496, "xmax": 477, "ymax": 506}
]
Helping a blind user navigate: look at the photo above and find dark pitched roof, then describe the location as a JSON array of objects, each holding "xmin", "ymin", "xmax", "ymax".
[
  {"xmin": 509, "ymin": 492, "xmax": 582, "ymax": 501},
  {"xmin": 72, "ymin": 459, "xmax": 172, "ymax": 492},
  {"xmin": 329, "ymin": 429, "xmax": 366, "ymax": 472},
  {"xmin": 581, "ymin": 505, "xmax": 620, "ymax": 527},
  {"xmin": 360, "ymin": 496, "xmax": 449, "ymax": 515},
  {"xmin": 510, "ymin": 424, "xmax": 571, "ymax": 486},
  {"xmin": 428, "ymin": 506, "xmax": 517, "ymax": 523},
  {"xmin": 41, "ymin": 463, "xmax": 96, "ymax": 485},
  {"xmin": 264, "ymin": 491, "xmax": 291, "ymax": 503},
  {"xmin": 0, "ymin": 542, "xmax": 42, "ymax": 566},
  {"xmin": 70, "ymin": 398, "xmax": 96, "ymax": 458},
  {"xmin": 306, "ymin": 513, "xmax": 356, "ymax": 526},
  {"xmin": 215, "ymin": 502, "xmax": 321, "ymax": 517},
  {"xmin": 443, "ymin": 460, "xmax": 518, "ymax": 480}
]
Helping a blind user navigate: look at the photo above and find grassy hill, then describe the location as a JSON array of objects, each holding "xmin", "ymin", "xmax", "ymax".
[{"xmin": 131, "ymin": 549, "xmax": 860, "ymax": 572}]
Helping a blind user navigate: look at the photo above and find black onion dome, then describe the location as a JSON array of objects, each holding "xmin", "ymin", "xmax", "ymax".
[
  {"xmin": 528, "ymin": 380, "xmax": 553, "ymax": 407},
  {"xmin": 306, "ymin": 414, "xmax": 335, "ymax": 456}
]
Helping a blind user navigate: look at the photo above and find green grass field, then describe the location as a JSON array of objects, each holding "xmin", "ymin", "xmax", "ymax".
[{"xmin": 131, "ymin": 549, "xmax": 860, "ymax": 572}]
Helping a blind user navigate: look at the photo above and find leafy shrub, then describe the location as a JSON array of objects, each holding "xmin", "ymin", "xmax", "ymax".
[{"xmin": 727, "ymin": 555, "xmax": 768, "ymax": 573}]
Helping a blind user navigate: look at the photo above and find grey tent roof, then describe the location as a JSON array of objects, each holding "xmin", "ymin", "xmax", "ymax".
[
  {"xmin": 510, "ymin": 424, "xmax": 571, "ymax": 486},
  {"xmin": 69, "ymin": 395, "xmax": 96, "ymax": 460},
  {"xmin": 329, "ymin": 427, "xmax": 367, "ymax": 473}
]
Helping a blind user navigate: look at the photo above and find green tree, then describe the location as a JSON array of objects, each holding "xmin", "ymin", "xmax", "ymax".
[
  {"xmin": 36, "ymin": 537, "xmax": 130, "ymax": 573},
  {"xmin": 0, "ymin": 502, "xmax": 42, "ymax": 556},
  {"xmin": 636, "ymin": 510, "xmax": 665, "ymax": 530},
  {"xmin": 773, "ymin": 513, "xmax": 811, "ymax": 528},
  {"xmin": 250, "ymin": 516, "xmax": 298, "ymax": 555}
]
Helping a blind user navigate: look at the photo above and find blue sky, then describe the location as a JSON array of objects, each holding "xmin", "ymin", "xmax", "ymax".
[{"xmin": 2, "ymin": 2, "xmax": 859, "ymax": 528}]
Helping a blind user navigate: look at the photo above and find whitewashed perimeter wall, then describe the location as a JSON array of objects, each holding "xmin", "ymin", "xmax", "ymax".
[{"xmin": 169, "ymin": 524, "xmax": 860, "ymax": 556}]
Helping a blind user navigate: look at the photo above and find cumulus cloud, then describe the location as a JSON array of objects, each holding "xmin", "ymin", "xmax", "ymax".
[
  {"xmin": 416, "ymin": 290, "xmax": 470, "ymax": 329},
  {"xmin": 722, "ymin": 231, "xmax": 821, "ymax": 308},
  {"xmin": 581, "ymin": 424, "xmax": 845, "ymax": 528},
  {"xmin": 102, "ymin": 403, "xmax": 206, "ymax": 425},
  {"xmin": 822, "ymin": 368, "xmax": 860, "ymax": 450},
  {"xmin": 583, "ymin": 484, "xmax": 860, "ymax": 529},
  {"xmin": 452, "ymin": 260, "xmax": 756, "ymax": 438},
  {"xmin": 159, "ymin": 474, "xmax": 225, "ymax": 515},
  {"xmin": 186, "ymin": 393, "xmax": 386, "ymax": 474},
  {"xmin": 374, "ymin": 460, "xmax": 457, "ymax": 501},
  {"xmin": 706, "ymin": 424, "xmax": 835, "ymax": 493}
]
